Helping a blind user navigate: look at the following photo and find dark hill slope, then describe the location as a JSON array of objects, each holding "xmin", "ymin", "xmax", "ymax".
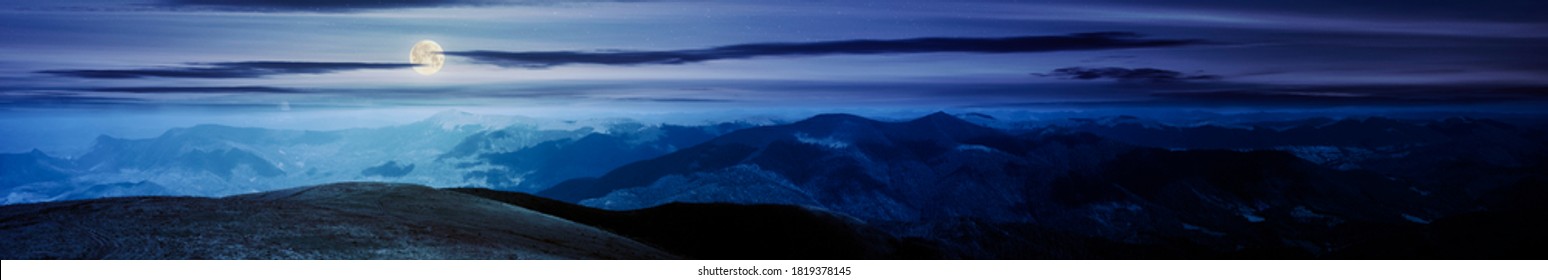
[
  {"xmin": 0, "ymin": 182, "xmax": 673, "ymax": 259},
  {"xmin": 450, "ymin": 187, "xmax": 941, "ymax": 259}
]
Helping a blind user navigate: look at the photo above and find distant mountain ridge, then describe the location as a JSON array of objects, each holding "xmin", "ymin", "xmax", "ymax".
[
  {"xmin": 446, "ymin": 121, "xmax": 756, "ymax": 192},
  {"xmin": 0, "ymin": 111, "xmax": 760, "ymax": 204},
  {"xmin": 3, "ymin": 111, "xmax": 1545, "ymax": 259},
  {"xmin": 537, "ymin": 112, "xmax": 1548, "ymax": 258}
]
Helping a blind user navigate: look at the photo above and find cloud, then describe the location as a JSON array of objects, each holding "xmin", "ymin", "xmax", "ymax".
[
  {"xmin": 446, "ymin": 32, "xmax": 1208, "ymax": 68},
  {"xmin": 1144, "ymin": 84, "xmax": 1548, "ymax": 106},
  {"xmin": 1149, "ymin": 91, "xmax": 1481, "ymax": 106},
  {"xmin": 965, "ymin": 80, "xmax": 1548, "ymax": 110},
  {"xmin": 164, "ymin": 0, "xmax": 473, "ymax": 11},
  {"xmin": 0, "ymin": 93, "xmax": 143, "ymax": 107},
  {"xmin": 1036, "ymin": 67, "xmax": 1220, "ymax": 83},
  {"xmin": 85, "ymin": 86, "xmax": 301, "ymax": 93},
  {"xmin": 1084, "ymin": 0, "xmax": 1548, "ymax": 23},
  {"xmin": 39, "ymin": 61, "xmax": 416, "ymax": 79},
  {"xmin": 161, "ymin": 0, "xmax": 644, "ymax": 12},
  {"xmin": 611, "ymin": 97, "xmax": 733, "ymax": 103}
]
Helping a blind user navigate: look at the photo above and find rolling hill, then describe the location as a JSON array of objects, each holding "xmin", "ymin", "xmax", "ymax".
[{"xmin": 0, "ymin": 182, "xmax": 674, "ymax": 259}]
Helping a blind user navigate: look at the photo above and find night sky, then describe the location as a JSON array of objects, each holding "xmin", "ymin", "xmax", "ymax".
[{"xmin": 2, "ymin": 0, "xmax": 1546, "ymax": 152}]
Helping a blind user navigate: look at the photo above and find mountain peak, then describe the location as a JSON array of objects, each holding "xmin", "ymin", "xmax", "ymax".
[
  {"xmin": 913, "ymin": 111, "xmax": 960, "ymax": 122},
  {"xmin": 908, "ymin": 111, "xmax": 978, "ymax": 128},
  {"xmin": 903, "ymin": 111, "xmax": 1002, "ymax": 141},
  {"xmin": 792, "ymin": 113, "xmax": 877, "ymax": 127},
  {"xmin": 91, "ymin": 134, "xmax": 122, "ymax": 147}
]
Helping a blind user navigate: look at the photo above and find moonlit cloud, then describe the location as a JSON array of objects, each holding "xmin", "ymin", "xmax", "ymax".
[
  {"xmin": 446, "ymin": 32, "xmax": 1209, "ymax": 68},
  {"xmin": 84, "ymin": 86, "xmax": 301, "ymax": 93},
  {"xmin": 40, "ymin": 62, "xmax": 417, "ymax": 79},
  {"xmin": 1036, "ymin": 67, "xmax": 1220, "ymax": 83},
  {"xmin": 1, "ymin": 0, "xmax": 1544, "ymax": 114},
  {"xmin": 160, "ymin": 0, "xmax": 629, "ymax": 12}
]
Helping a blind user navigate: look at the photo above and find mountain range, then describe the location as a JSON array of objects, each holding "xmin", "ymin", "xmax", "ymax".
[
  {"xmin": 2, "ymin": 111, "xmax": 1545, "ymax": 259},
  {"xmin": 1, "ymin": 111, "xmax": 755, "ymax": 204},
  {"xmin": 542, "ymin": 112, "xmax": 1547, "ymax": 258}
]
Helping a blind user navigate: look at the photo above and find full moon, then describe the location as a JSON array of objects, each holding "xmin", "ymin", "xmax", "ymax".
[{"xmin": 410, "ymin": 40, "xmax": 444, "ymax": 76}]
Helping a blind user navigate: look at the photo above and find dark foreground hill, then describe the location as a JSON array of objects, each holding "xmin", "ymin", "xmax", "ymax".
[
  {"xmin": 448, "ymin": 187, "xmax": 941, "ymax": 259},
  {"xmin": 0, "ymin": 182, "xmax": 674, "ymax": 259},
  {"xmin": 0, "ymin": 182, "xmax": 936, "ymax": 260}
]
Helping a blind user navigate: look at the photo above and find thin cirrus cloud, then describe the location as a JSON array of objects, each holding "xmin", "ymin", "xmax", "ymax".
[
  {"xmin": 1077, "ymin": 0, "xmax": 1548, "ymax": 23},
  {"xmin": 1141, "ymin": 84, "xmax": 1548, "ymax": 107},
  {"xmin": 161, "ymin": 0, "xmax": 634, "ymax": 12},
  {"xmin": 84, "ymin": 86, "xmax": 302, "ymax": 94},
  {"xmin": 1147, "ymin": 91, "xmax": 1500, "ymax": 107},
  {"xmin": 0, "ymin": 94, "xmax": 142, "ymax": 107},
  {"xmin": 35, "ymin": 33, "xmax": 1206, "ymax": 80},
  {"xmin": 610, "ymin": 97, "xmax": 734, "ymax": 103},
  {"xmin": 970, "ymin": 84, "xmax": 1548, "ymax": 109},
  {"xmin": 1035, "ymin": 67, "xmax": 1221, "ymax": 83},
  {"xmin": 164, "ymin": 0, "xmax": 475, "ymax": 11},
  {"xmin": 39, "ymin": 62, "xmax": 417, "ymax": 79},
  {"xmin": 446, "ymin": 32, "xmax": 1209, "ymax": 68}
]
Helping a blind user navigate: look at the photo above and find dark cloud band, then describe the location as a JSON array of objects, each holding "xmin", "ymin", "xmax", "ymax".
[
  {"xmin": 39, "ymin": 62, "xmax": 417, "ymax": 79},
  {"xmin": 446, "ymin": 32, "xmax": 1208, "ymax": 68},
  {"xmin": 166, "ymin": 0, "xmax": 472, "ymax": 11},
  {"xmin": 163, "ymin": 0, "xmax": 640, "ymax": 12},
  {"xmin": 1036, "ymin": 67, "xmax": 1221, "ymax": 83},
  {"xmin": 86, "ymin": 86, "xmax": 301, "ymax": 93},
  {"xmin": 611, "ymin": 97, "xmax": 733, "ymax": 103},
  {"xmin": 1144, "ymin": 84, "xmax": 1548, "ymax": 107}
]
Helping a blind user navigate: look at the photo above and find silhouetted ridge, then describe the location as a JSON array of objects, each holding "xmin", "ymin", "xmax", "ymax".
[
  {"xmin": 0, "ymin": 150, "xmax": 76, "ymax": 189},
  {"xmin": 360, "ymin": 161, "xmax": 414, "ymax": 177},
  {"xmin": 451, "ymin": 188, "xmax": 941, "ymax": 259},
  {"xmin": 537, "ymin": 143, "xmax": 759, "ymax": 202}
]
